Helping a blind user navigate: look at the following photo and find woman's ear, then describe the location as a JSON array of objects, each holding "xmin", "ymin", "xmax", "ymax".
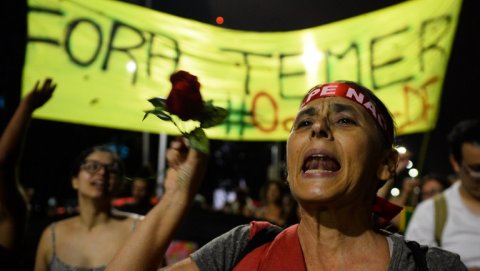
[
  {"xmin": 377, "ymin": 148, "xmax": 399, "ymax": 181},
  {"xmin": 449, "ymin": 154, "xmax": 461, "ymax": 173},
  {"xmin": 72, "ymin": 177, "xmax": 79, "ymax": 190}
]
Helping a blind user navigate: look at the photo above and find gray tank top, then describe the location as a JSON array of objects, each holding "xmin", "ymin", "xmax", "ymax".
[{"xmin": 49, "ymin": 219, "xmax": 138, "ymax": 271}]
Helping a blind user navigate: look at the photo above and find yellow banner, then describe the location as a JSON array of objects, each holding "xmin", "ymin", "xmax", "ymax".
[{"xmin": 23, "ymin": 0, "xmax": 462, "ymax": 141}]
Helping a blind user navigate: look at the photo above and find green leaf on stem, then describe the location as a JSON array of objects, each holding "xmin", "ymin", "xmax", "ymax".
[
  {"xmin": 186, "ymin": 127, "xmax": 209, "ymax": 154},
  {"xmin": 200, "ymin": 100, "xmax": 229, "ymax": 128},
  {"xmin": 147, "ymin": 97, "xmax": 167, "ymax": 108},
  {"xmin": 143, "ymin": 108, "xmax": 172, "ymax": 121}
]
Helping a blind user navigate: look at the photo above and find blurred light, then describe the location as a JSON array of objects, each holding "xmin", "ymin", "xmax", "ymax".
[
  {"xmin": 126, "ymin": 61, "xmax": 137, "ymax": 73},
  {"xmin": 47, "ymin": 197, "xmax": 57, "ymax": 207},
  {"xmin": 216, "ymin": 16, "xmax": 224, "ymax": 25},
  {"xmin": 390, "ymin": 187, "xmax": 400, "ymax": 197},
  {"xmin": 406, "ymin": 160, "xmax": 413, "ymax": 169},
  {"xmin": 301, "ymin": 34, "xmax": 323, "ymax": 86},
  {"xmin": 213, "ymin": 188, "xmax": 227, "ymax": 210},
  {"xmin": 396, "ymin": 146, "xmax": 407, "ymax": 154},
  {"xmin": 408, "ymin": 168, "xmax": 419, "ymax": 177},
  {"xmin": 227, "ymin": 191, "xmax": 236, "ymax": 203}
]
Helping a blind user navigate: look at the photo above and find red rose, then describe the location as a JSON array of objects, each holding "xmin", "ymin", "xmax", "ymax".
[{"xmin": 166, "ymin": 70, "xmax": 203, "ymax": 121}]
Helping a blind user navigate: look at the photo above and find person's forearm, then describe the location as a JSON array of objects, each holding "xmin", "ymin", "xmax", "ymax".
[
  {"xmin": 0, "ymin": 99, "xmax": 32, "ymax": 236},
  {"xmin": 377, "ymin": 179, "xmax": 394, "ymax": 198},
  {"xmin": 1, "ymin": 78, "xmax": 55, "ymax": 167},
  {"xmin": 106, "ymin": 187, "xmax": 192, "ymax": 270},
  {"xmin": 0, "ymin": 99, "xmax": 33, "ymax": 167},
  {"xmin": 107, "ymin": 149, "xmax": 207, "ymax": 271}
]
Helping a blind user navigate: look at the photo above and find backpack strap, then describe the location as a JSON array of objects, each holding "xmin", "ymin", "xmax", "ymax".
[
  {"xmin": 433, "ymin": 193, "xmax": 447, "ymax": 246},
  {"xmin": 405, "ymin": 240, "xmax": 429, "ymax": 271}
]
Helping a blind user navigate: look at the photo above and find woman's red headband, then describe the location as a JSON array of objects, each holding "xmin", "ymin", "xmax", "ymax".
[{"xmin": 301, "ymin": 82, "xmax": 393, "ymax": 144}]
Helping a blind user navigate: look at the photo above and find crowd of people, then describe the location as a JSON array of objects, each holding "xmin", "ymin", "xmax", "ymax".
[
  {"xmin": 1, "ymin": 77, "xmax": 478, "ymax": 270},
  {"xmin": 220, "ymin": 180, "xmax": 295, "ymax": 227}
]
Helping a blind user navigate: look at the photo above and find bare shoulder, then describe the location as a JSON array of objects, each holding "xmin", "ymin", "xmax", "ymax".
[
  {"xmin": 40, "ymin": 217, "xmax": 72, "ymax": 237},
  {"xmin": 35, "ymin": 221, "xmax": 57, "ymax": 258},
  {"xmin": 53, "ymin": 216, "xmax": 79, "ymax": 232},
  {"xmin": 37, "ymin": 217, "xmax": 76, "ymax": 248}
]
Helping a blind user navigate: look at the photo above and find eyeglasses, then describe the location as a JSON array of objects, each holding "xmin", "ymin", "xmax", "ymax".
[
  {"xmin": 462, "ymin": 162, "xmax": 480, "ymax": 178},
  {"xmin": 81, "ymin": 160, "xmax": 119, "ymax": 175}
]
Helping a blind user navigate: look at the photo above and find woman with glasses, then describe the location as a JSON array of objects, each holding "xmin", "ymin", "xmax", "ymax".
[{"xmin": 34, "ymin": 145, "xmax": 141, "ymax": 271}]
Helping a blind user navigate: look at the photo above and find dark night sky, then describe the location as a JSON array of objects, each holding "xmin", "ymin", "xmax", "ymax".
[{"xmin": 2, "ymin": 0, "xmax": 479, "ymax": 206}]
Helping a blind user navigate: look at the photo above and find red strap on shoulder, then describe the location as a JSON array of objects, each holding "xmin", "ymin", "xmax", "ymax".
[
  {"xmin": 258, "ymin": 224, "xmax": 306, "ymax": 271},
  {"xmin": 248, "ymin": 221, "xmax": 274, "ymax": 239},
  {"xmin": 234, "ymin": 223, "xmax": 306, "ymax": 271},
  {"xmin": 233, "ymin": 221, "xmax": 275, "ymax": 271}
]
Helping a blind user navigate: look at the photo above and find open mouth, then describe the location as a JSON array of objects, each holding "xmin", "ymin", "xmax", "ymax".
[{"xmin": 302, "ymin": 154, "xmax": 341, "ymax": 173}]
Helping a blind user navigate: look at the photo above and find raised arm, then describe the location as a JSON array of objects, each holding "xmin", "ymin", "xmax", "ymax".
[
  {"xmin": 0, "ymin": 78, "xmax": 56, "ymax": 250},
  {"xmin": 106, "ymin": 138, "xmax": 208, "ymax": 271}
]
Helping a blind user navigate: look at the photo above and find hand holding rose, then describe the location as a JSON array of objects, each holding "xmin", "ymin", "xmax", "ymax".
[{"xmin": 143, "ymin": 70, "xmax": 228, "ymax": 154}]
